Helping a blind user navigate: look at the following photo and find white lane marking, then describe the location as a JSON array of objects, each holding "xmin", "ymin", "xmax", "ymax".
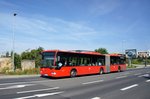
[
  {"xmin": 92, "ymin": 97, "xmax": 101, "ymax": 99},
  {"xmin": 144, "ymin": 74, "xmax": 150, "ymax": 77},
  {"xmin": 14, "ymin": 91, "xmax": 64, "ymax": 99},
  {"xmin": 120, "ymin": 84, "xmax": 138, "ymax": 91},
  {"xmin": 0, "ymin": 84, "xmax": 35, "ymax": 90},
  {"xmin": 17, "ymin": 87, "xmax": 59, "ymax": 94},
  {"xmin": 146, "ymin": 80, "xmax": 150, "ymax": 82},
  {"xmin": 0, "ymin": 80, "xmax": 52, "ymax": 86},
  {"xmin": 138, "ymin": 74, "xmax": 149, "ymax": 77},
  {"xmin": 134, "ymin": 73, "xmax": 142, "ymax": 76},
  {"xmin": 116, "ymin": 76, "xmax": 127, "ymax": 79},
  {"xmin": 14, "ymin": 95, "xmax": 35, "ymax": 99},
  {"xmin": 82, "ymin": 80, "xmax": 104, "ymax": 85},
  {"xmin": 35, "ymin": 92, "xmax": 63, "ymax": 97}
]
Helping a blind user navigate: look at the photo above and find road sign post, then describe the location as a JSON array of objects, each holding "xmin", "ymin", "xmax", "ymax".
[
  {"xmin": 144, "ymin": 56, "xmax": 147, "ymax": 67},
  {"xmin": 125, "ymin": 49, "xmax": 137, "ymax": 67}
]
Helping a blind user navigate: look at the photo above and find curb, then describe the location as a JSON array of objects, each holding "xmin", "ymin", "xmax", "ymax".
[{"xmin": 127, "ymin": 66, "xmax": 150, "ymax": 70}]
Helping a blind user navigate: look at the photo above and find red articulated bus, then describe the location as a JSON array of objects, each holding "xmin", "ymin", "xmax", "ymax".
[{"xmin": 40, "ymin": 50, "xmax": 126, "ymax": 77}]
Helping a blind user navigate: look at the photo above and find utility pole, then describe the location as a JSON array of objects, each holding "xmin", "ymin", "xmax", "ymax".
[{"xmin": 12, "ymin": 13, "xmax": 17, "ymax": 71}]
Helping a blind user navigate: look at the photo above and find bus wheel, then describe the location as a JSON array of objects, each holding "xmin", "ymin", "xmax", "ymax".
[
  {"xmin": 70, "ymin": 69, "xmax": 77, "ymax": 77},
  {"xmin": 118, "ymin": 66, "xmax": 121, "ymax": 72},
  {"xmin": 99, "ymin": 68, "xmax": 104, "ymax": 75}
]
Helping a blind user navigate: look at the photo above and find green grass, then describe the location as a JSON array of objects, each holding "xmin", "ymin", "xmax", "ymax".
[{"xmin": 127, "ymin": 65, "xmax": 137, "ymax": 69}]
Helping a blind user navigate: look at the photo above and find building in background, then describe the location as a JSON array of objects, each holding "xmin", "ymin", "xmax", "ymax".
[
  {"xmin": 137, "ymin": 51, "xmax": 150, "ymax": 58},
  {"xmin": 0, "ymin": 57, "xmax": 12, "ymax": 72},
  {"xmin": 21, "ymin": 60, "xmax": 35, "ymax": 70}
]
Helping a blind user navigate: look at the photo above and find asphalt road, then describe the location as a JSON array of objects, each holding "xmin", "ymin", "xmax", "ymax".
[{"xmin": 0, "ymin": 67, "xmax": 150, "ymax": 99}]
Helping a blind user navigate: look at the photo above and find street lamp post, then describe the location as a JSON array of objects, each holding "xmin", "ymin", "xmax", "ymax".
[
  {"xmin": 12, "ymin": 13, "xmax": 17, "ymax": 71},
  {"xmin": 122, "ymin": 40, "xmax": 125, "ymax": 54}
]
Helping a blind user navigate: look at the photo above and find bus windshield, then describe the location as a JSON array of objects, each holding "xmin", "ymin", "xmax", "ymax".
[{"xmin": 41, "ymin": 52, "xmax": 55, "ymax": 68}]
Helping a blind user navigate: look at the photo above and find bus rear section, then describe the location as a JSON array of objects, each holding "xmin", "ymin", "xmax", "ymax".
[{"xmin": 108, "ymin": 54, "xmax": 126, "ymax": 72}]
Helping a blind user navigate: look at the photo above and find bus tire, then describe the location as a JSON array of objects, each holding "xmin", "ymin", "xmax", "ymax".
[
  {"xmin": 118, "ymin": 66, "xmax": 121, "ymax": 72},
  {"xmin": 99, "ymin": 68, "xmax": 104, "ymax": 75},
  {"xmin": 70, "ymin": 69, "xmax": 77, "ymax": 77}
]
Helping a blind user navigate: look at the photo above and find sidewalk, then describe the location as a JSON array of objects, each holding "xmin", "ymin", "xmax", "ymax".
[
  {"xmin": 0, "ymin": 74, "xmax": 40, "ymax": 79},
  {"xmin": 132, "ymin": 64, "xmax": 150, "ymax": 68}
]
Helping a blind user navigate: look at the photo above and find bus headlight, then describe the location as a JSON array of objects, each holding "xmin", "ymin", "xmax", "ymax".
[{"xmin": 51, "ymin": 72, "xmax": 56, "ymax": 75}]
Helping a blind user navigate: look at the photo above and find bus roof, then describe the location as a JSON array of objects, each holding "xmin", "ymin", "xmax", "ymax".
[
  {"xmin": 109, "ymin": 54, "xmax": 124, "ymax": 57},
  {"xmin": 42, "ymin": 50, "xmax": 104, "ymax": 56},
  {"xmin": 42, "ymin": 50, "xmax": 124, "ymax": 57}
]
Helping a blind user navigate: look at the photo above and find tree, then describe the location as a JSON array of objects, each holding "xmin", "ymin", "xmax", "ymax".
[
  {"xmin": 21, "ymin": 47, "xmax": 44, "ymax": 68},
  {"xmin": 37, "ymin": 47, "xmax": 44, "ymax": 53},
  {"xmin": 95, "ymin": 48, "xmax": 108, "ymax": 54},
  {"xmin": 14, "ymin": 53, "xmax": 21, "ymax": 69}
]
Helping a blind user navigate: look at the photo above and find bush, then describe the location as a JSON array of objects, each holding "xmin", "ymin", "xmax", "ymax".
[
  {"xmin": 0, "ymin": 67, "xmax": 10, "ymax": 73},
  {"xmin": 127, "ymin": 65, "xmax": 137, "ymax": 68},
  {"xmin": 1, "ymin": 68, "xmax": 40, "ymax": 75},
  {"xmin": 132, "ymin": 59, "xmax": 141, "ymax": 64},
  {"xmin": 23, "ymin": 68, "xmax": 40, "ymax": 75},
  {"xmin": 131, "ymin": 58, "xmax": 150, "ymax": 65}
]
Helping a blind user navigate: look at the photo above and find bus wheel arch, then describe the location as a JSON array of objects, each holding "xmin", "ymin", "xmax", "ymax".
[
  {"xmin": 40, "ymin": 75, "xmax": 44, "ymax": 77},
  {"xmin": 118, "ymin": 66, "xmax": 121, "ymax": 72},
  {"xmin": 70, "ymin": 69, "xmax": 77, "ymax": 77}
]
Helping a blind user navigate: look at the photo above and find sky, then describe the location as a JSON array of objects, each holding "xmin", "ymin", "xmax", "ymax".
[{"xmin": 0, "ymin": 0, "xmax": 150, "ymax": 54}]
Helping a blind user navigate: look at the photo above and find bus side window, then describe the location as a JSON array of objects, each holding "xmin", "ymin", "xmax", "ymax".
[{"xmin": 111, "ymin": 59, "xmax": 114, "ymax": 65}]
